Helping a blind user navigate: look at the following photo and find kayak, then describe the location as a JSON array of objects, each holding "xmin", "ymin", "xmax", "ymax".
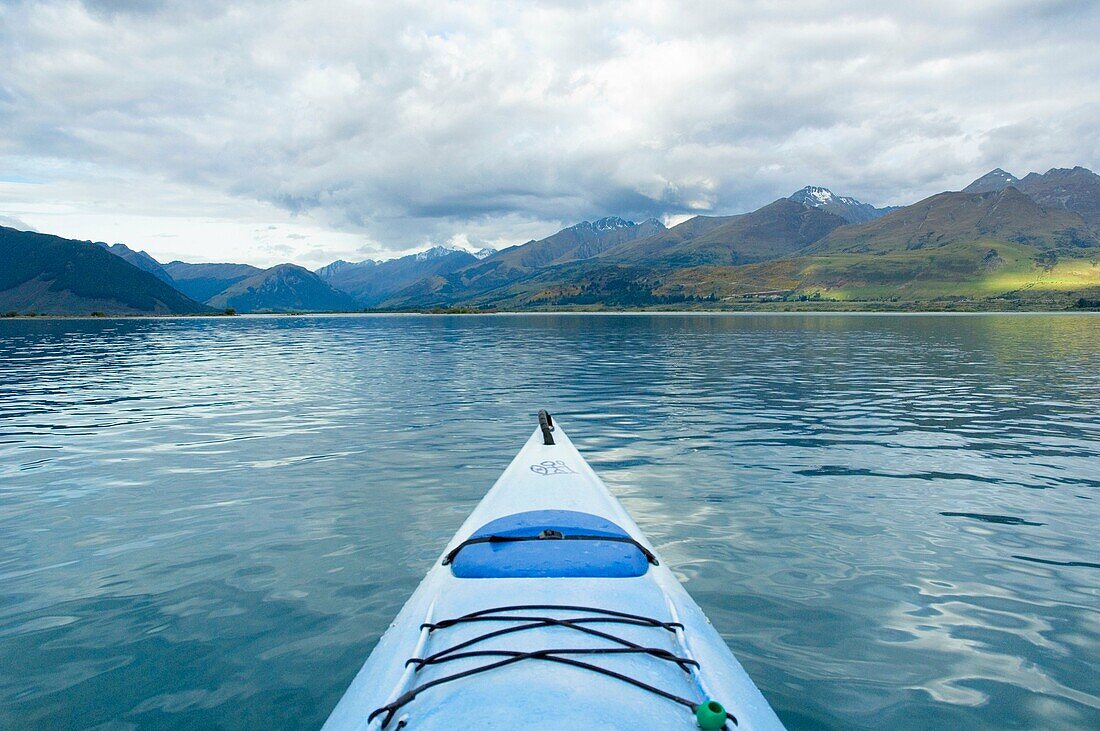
[{"xmin": 324, "ymin": 411, "xmax": 785, "ymax": 730}]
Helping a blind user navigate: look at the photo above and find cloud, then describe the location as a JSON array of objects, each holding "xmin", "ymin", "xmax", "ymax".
[
  {"xmin": 0, "ymin": 0, "xmax": 1098, "ymax": 265},
  {"xmin": 0, "ymin": 214, "xmax": 36, "ymax": 231}
]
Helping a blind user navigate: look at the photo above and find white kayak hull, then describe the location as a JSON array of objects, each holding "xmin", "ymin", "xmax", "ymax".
[{"xmin": 324, "ymin": 415, "xmax": 785, "ymax": 730}]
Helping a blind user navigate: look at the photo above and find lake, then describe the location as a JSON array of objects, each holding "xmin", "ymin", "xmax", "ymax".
[{"xmin": 1, "ymin": 313, "xmax": 1098, "ymax": 729}]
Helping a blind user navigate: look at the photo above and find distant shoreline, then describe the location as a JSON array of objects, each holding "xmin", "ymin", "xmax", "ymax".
[{"xmin": 3, "ymin": 304, "xmax": 1099, "ymax": 320}]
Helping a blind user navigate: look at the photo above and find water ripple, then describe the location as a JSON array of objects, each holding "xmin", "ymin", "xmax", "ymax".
[{"xmin": 0, "ymin": 313, "xmax": 1098, "ymax": 729}]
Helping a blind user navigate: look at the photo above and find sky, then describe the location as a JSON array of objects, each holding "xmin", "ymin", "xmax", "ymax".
[{"xmin": 1, "ymin": 0, "xmax": 1098, "ymax": 267}]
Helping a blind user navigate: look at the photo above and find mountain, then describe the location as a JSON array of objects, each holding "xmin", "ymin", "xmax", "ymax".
[
  {"xmin": 488, "ymin": 217, "xmax": 666, "ymax": 269},
  {"xmin": 386, "ymin": 184, "xmax": 1100, "ymax": 310},
  {"xmin": 99, "ymin": 242, "xmax": 176, "ymax": 284},
  {"xmin": 729, "ymin": 186, "xmax": 1100, "ymax": 306},
  {"xmin": 600, "ymin": 199, "xmax": 847, "ymax": 266},
  {"xmin": 415, "ymin": 245, "xmax": 472, "ymax": 261},
  {"xmin": 206, "ymin": 263, "xmax": 359, "ymax": 312},
  {"xmin": 314, "ymin": 259, "xmax": 373, "ymax": 281},
  {"xmin": 382, "ymin": 217, "xmax": 666, "ymax": 307},
  {"xmin": 0, "ymin": 226, "xmax": 211, "ymax": 315},
  {"xmin": 382, "ymin": 202, "xmax": 844, "ymax": 308},
  {"xmin": 807, "ymin": 186, "xmax": 1098, "ymax": 255},
  {"xmin": 788, "ymin": 186, "xmax": 896, "ymax": 223},
  {"xmin": 96, "ymin": 244, "xmax": 266, "ymax": 302},
  {"xmin": 1016, "ymin": 167, "xmax": 1100, "ymax": 230},
  {"xmin": 162, "ymin": 261, "xmax": 263, "ymax": 302},
  {"xmin": 316, "ymin": 247, "xmax": 477, "ymax": 306},
  {"xmin": 962, "ymin": 166, "xmax": 1100, "ymax": 229},
  {"xmin": 963, "ymin": 168, "xmax": 1020, "ymax": 193},
  {"xmin": 8, "ymin": 164, "xmax": 1099, "ymax": 315}
]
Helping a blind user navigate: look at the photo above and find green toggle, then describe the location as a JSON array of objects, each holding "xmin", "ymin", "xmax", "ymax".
[{"xmin": 695, "ymin": 699, "xmax": 728, "ymax": 729}]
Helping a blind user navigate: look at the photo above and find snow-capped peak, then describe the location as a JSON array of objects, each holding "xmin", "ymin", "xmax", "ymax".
[
  {"xmin": 413, "ymin": 244, "xmax": 497, "ymax": 261},
  {"xmin": 592, "ymin": 216, "xmax": 633, "ymax": 231},
  {"xmin": 791, "ymin": 185, "xmax": 836, "ymax": 205},
  {"xmin": 414, "ymin": 245, "xmax": 465, "ymax": 261},
  {"xmin": 788, "ymin": 185, "xmax": 892, "ymax": 224},
  {"xmin": 567, "ymin": 216, "xmax": 636, "ymax": 234},
  {"xmin": 315, "ymin": 258, "xmax": 377, "ymax": 277}
]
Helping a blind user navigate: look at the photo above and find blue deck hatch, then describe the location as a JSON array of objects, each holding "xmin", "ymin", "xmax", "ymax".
[{"xmin": 449, "ymin": 509, "xmax": 651, "ymax": 579}]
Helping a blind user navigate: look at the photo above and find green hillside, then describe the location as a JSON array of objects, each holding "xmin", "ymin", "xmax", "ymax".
[
  {"xmin": 669, "ymin": 240, "xmax": 1100, "ymax": 305},
  {"xmin": 447, "ymin": 237, "xmax": 1100, "ymax": 310}
]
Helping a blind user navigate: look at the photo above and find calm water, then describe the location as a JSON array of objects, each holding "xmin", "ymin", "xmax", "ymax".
[{"xmin": 1, "ymin": 313, "xmax": 1098, "ymax": 730}]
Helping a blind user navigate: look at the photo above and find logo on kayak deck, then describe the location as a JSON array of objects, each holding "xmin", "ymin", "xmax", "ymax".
[{"xmin": 530, "ymin": 460, "xmax": 577, "ymax": 476}]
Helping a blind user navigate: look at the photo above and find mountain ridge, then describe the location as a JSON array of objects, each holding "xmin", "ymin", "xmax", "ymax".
[
  {"xmin": 788, "ymin": 186, "xmax": 897, "ymax": 223},
  {"xmin": 6, "ymin": 165, "xmax": 1099, "ymax": 314},
  {"xmin": 316, "ymin": 248, "xmax": 478, "ymax": 306},
  {"xmin": 805, "ymin": 186, "xmax": 1098, "ymax": 256},
  {"xmin": 0, "ymin": 226, "xmax": 211, "ymax": 315},
  {"xmin": 381, "ymin": 216, "xmax": 668, "ymax": 306},
  {"xmin": 963, "ymin": 168, "xmax": 1020, "ymax": 193},
  {"xmin": 206, "ymin": 263, "xmax": 359, "ymax": 312},
  {"xmin": 99, "ymin": 243, "xmax": 177, "ymax": 284},
  {"xmin": 162, "ymin": 261, "xmax": 263, "ymax": 302},
  {"xmin": 599, "ymin": 199, "xmax": 847, "ymax": 267},
  {"xmin": 961, "ymin": 166, "xmax": 1100, "ymax": 229},
  {"xmin": 379, "ymin": 179, "xmax": 1100, "ymax": 310}
]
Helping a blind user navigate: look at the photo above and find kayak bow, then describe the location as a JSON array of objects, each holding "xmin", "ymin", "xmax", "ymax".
[{"xmin": 324, "ymin": 411, "xmax": 785, "ymax": 730}]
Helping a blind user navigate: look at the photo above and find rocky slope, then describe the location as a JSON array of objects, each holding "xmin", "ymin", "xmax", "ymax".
[{"xmin": 788, "ymin": 186, "xmax": 896, "ymax": 223}]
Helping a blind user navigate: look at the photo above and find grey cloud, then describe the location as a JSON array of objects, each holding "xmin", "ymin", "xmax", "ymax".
[
  {"xmin": 0, "ymin": 0, "xmax": 1098, "ymax": 256},
  {"xmin": 262, "ymin": 242, "xmax": 294, "ymax": 256}
]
